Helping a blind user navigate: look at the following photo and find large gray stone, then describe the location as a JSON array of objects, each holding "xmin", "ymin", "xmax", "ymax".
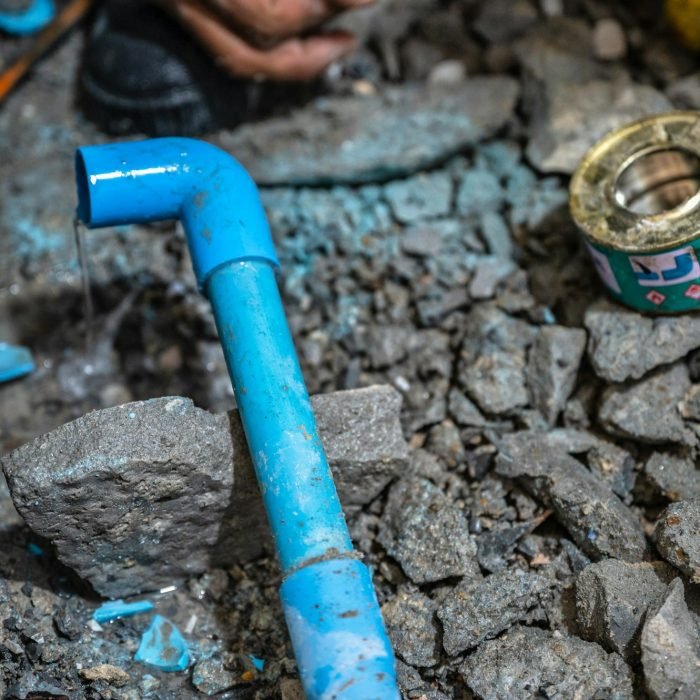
[
  {"xmin": 641, "ymin": 579, "xmax": 700, "ymax": 700},
  {"xmin": 576, "ymin": 559, "xmax": 674, "ymax": 661},
  {"xmin": 460, "ymin": 626, "xmax": 634, "ymax": 700},
  {"xmin": 438, "ymin": 569, "xmax": 551, "ymax": 655},
  {"xmin": 214, "ymin": 79, "xmax": 520, "ymax": 186},
  {"xmin": 2, "ymin": 397, "xmax": 232, "ymax": 598},
  {"xmin": 496, "ymin": 433, "xmax": 647, "ymax": 561},
  {"xmin": 599, "ymin": 363, "xmax": 694, "ymax": 445},
  {"xmin": 585, "ymin": 301, "xmax": 700, "ymax": 382},
  {"xmin": 654, "ymin": 498, "xmax": 700, "ymax": 578},
  {"xmin": 3, "ymin": 386, "xmax": 408, "ymax": 594}
]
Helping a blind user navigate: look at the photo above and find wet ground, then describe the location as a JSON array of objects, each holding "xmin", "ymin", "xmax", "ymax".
[{"xmin": 2, "ymin": 0, "xmax": 700, "ymax": 698}]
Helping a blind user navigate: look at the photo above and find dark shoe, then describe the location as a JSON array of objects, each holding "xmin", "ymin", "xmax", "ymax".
[{"xmin": 79, "ymin": 0, "xmax": 249, "ymax": 136}]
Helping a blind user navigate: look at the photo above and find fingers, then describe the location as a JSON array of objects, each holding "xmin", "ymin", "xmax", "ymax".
[
  {"xmin": 208, "ymin": 0, "xmax": 373, "ymax": 39},
  {"xmin": 176, "ymin": 1, "xmax": 357, "ymax": 80}
]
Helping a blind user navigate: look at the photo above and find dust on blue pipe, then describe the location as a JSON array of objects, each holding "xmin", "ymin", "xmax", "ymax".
[
  {"xmin": 0, "ymin": 0, "xmax": 54, "ymax": 36},
  {"xmin": 74, "ymin": 138, "xmax": 399, "ymax": 700}
]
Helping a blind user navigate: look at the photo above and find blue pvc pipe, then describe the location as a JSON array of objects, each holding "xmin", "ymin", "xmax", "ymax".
[
  {"xmin": 207, "ymin": 261, "xmax": 352, "ymax": 570},
  {"xmin": 74, "ymin": 138, "xmax": 398, "ymax": 699},
  {"xmin": 0, "ymin": 0, "xmax": 54, "ymax": 36}
]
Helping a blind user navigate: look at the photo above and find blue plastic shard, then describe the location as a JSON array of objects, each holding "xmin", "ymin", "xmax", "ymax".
[
  {"xmin": 0, "ymin": 0, "xmax": 55, "ymax": 36},
  {"xmin": 0, "ymin": 343, "xmax": 34, "ymax": 383},
  {"xmin": 93, "ymin": 599, "xmax": 154, "ymax": 624},
  {"xmin": 27, "ymin": 542, "xmax": 44, "ymax": 557},
  {"xmin": 249, "ymin": 655, "xmax": 265, "ymax": 672},
  {"xmin": 135, "ymin": 615, "xmax": 189, "ymax": 672}
]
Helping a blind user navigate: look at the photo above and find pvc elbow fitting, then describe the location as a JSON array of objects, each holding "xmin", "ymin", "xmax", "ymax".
[{"xmin": 75, "ymin": 137, "xmax": 279, "ymax": 291}]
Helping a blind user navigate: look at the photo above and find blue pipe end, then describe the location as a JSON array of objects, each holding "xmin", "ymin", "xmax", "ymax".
[
  {"xmin": 0, "ymin": 0, "xmax": 54, "ymax": 36},
  {"xmin": 281, "ymin": 558, "xmax": 399, "ymax": 700},
  {"xmin": 74, "ymin": 138, "xmax": 279, "ymax": 291}
]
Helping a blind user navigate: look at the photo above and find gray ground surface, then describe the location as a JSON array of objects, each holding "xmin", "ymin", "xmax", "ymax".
[{"xmin": 3, "ymin": 0, "xmax": 700, "ymax": 698}]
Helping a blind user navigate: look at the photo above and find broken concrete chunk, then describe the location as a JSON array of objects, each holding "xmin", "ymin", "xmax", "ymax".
[
  {"xmin": 654, "ymin": 499, "xmax": 700, "ymax": 579},
  {"xmin": 460, "ymin": 626, "xmax": 634, "ymax": 700},
  {"xmin": 586, "ymin": 442, "xmax": 635, "ymax": 501},
  {"xmin": 576, "ymin": 559, "xmax": 674, "ymax": 661},
  {"xmin": 438, "ymin": 569, "xmax": 551, "ymax": 655},
  {"xmin": 641, "ymin": 579, "xmax": 700, "ymax": 700},
  {"xmin": 680, "ymin": 383, "xmax": 700, "ymax": 421},
  {"xmin": 599, "ymin": 363, "xmax": 694, "ymax": 445},
  {"xmin": 366, "ymin": 325, "xmax": 411, "ymax": 369},
  {"xmin": 456, "ymin": 169, "xmax": 503, "ymax": 217},
  {"xmin": 382, "ymin": 589, "xmax": 440, "ymax": 668},
  {"xmin": 459, "ymin": 305, "xmax": 537, "ymax": 415},
  {"xmin": 3, "ymin": 387, "xmax": 409, "ymax": 594},
  {"xmin": 216, "ymin": 78, "xmax": 520, "ymax": 186},
  {"xmin": 585, "ymin": 301, "xmax": 700, "ymax": 382},
  {"xmin": 311, "ymin": 386, "xmax": 409, "ymax": 507},
  {"xmin": 378, "ymin": 476, "xmax": 480, "ymax": 584},
  {"xmin": 644, "ymin": 451, "xmax": 700, "ymax": 502},
  {"xmin": 447, "ymin": 389, "xmax": 487, "ymax": 428},
  {"xmin": 496, "ymin": 433, "xmax": 647, "ymax": 561},
  {"xmin": 526, "ymin": 80, "xmax": 671, "ymax": 173},
  {"xmin": 2, "ymin": 398, "xmax": 233, "ymax": 599},
  {"xmin": 384, "ymin": 171, "xmax": 453, "ymax": 224},
  {"xmin": 526, "ymin": 325, "xmax": 586, "ymax": 425}
]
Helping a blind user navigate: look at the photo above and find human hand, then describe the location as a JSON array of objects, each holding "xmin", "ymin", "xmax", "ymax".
[{"xmin": 161, "ymin": 0, "xmax": 376, "ymax": 80}]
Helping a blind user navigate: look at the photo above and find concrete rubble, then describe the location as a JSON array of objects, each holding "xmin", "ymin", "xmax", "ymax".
[
  {"xmin": 576, "ymin": 559, "xmax": 674, "ymax": 661},
  {"xmin": 654, "ymin": 498, "xmax": 700, "ymax": 579},
  {"xmin": 585, "ymin": 301, "xmax": 700, "ymax": 382},
  {"xmin": 641, "ymin": 579, "xmax": 700, "ymax": 700},
  {"xmin": 460, "ymin": 626, "xmax": 634, "ymax": 700}
]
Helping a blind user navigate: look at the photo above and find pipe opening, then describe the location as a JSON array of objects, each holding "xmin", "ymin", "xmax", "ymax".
[
  {"xmin": 614, "ymin": 147, "xmax": 700, "ymax": 217},
  {"xmin": 75, "ymin": 151, "xmax": 92, "ymax": 225}
]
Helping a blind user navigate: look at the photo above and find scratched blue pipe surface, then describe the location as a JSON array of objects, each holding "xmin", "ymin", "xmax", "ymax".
[
  {"xmin": 208, "ymin": 261, "xmax": 353, "ymax": 569},
  {"xmin": 75, "ymin": 137, "xmax": 398, "ymax": 699}
]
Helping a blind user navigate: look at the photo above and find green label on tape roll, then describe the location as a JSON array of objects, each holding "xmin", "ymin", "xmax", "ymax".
[{"xmin": 586, "ymin": 240, "xmax": 700, "ymax": 313}]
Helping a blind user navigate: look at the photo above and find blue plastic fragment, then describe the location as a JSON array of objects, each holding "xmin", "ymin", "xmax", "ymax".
[
  {"xmin": 0, "ymin": 0, "xmax": 55, "ymax": 36},
  {"xmin": 27, "ymin": 542, "xmax": 44, "ymax": 557},
  {"xmin": 0, "ymin": 343, "xmax": 34, "ymax": 383},
  {"xmin": 249, "ymin": 655, "xmax": 265, "ymax": 672},
  {"xmin": 93, "ymin": 599, "xmax": 154, "ymax": 624},
  {"xmin": 135, "ymin": 615, "xmax": 189, "ymax": 672}
]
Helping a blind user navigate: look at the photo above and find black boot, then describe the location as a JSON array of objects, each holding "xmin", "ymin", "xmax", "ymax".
[{"xmin": 79, "ymin": 0, "xmax": 250, "ymax": 136}]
